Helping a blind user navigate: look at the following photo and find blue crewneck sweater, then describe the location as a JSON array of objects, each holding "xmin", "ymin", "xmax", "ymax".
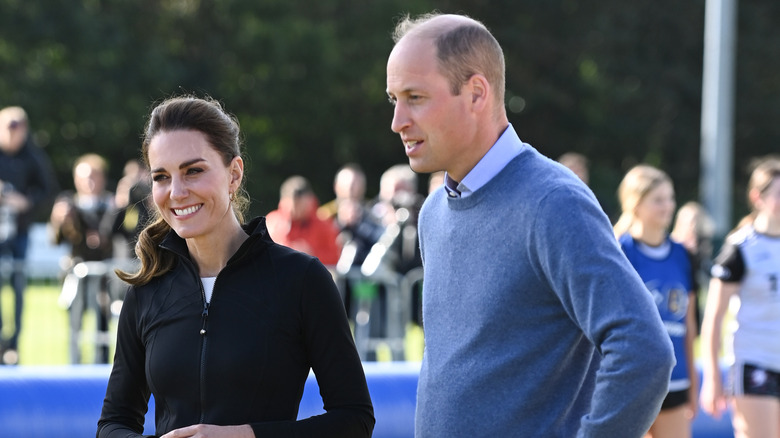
[{"xmin": 415, "ymin": 145, "xmax": 674, "ymax": 437}]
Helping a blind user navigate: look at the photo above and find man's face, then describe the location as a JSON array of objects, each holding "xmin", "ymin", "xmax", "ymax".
[
  {"xmin": 290, "ymin": 193, "xmax": 315, "ymax": 221},
  {"xmin": 74, "ymin": 162, "xmax": 106, "ymax": 196},
  {"xmin": 386, "ymin": 37, "xmax": 475, "ymax": 180},
  {"xmin": 334, "ymin": 169, "xmax": 363, "ymax": 201},
  {"xmin": 0, "ymin": 118, "xmax": 28, "ymax": 155}
]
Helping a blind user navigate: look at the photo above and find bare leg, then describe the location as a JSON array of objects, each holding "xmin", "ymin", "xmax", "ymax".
[
  {"xmin": 732, "ymin": 395, "xmax": 780, "ymax": 438},
  {"xmin": 644, "ymin": 405, "xmax": 691, "ymax": 438}
]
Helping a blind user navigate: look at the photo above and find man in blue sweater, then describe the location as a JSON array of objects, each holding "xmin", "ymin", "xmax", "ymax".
[{"xmin": 386, "ymin": 13, "xmax": 676, "ymax": 437}]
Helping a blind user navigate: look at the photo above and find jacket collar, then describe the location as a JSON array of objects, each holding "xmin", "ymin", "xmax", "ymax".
[{"xmin": 159, "ymin": 216, "xmax": 271, "ymax": 260}]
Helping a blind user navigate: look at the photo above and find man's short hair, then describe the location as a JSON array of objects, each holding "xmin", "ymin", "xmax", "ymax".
[
  {"xmin": 280, "ymin": 175, "xmax": 313, "ymax": 199},
  {"xmin": 393, "ymin": 13, "xmax": 505, "ymax": 107}
]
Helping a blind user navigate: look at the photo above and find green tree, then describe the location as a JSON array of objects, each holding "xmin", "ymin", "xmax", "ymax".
[{"xmin": 1, "ymin": 0, "xmax": 778, "ymax": 226}]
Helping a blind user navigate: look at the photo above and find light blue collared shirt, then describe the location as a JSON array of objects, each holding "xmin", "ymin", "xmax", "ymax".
[{"xmin": 444, "ymin": 124, "xmax": 525, "ymax": 198}]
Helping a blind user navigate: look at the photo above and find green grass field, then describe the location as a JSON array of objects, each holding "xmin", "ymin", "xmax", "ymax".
[{"xmin": 1, "ymin": 282, "xmax": 114, "ymax": 365}]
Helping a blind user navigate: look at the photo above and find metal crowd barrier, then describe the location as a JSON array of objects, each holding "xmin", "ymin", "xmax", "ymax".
[
  {"xmin": 58, "ymin": 253, "xmax": 422, "ymax": 364},
  {"xmin": 335, "ymin": 263, "xmax": 423, "ymax": 362},
  {"xmin": 57, "ymin": 258, "xmax": 137, "ymax": 365}
]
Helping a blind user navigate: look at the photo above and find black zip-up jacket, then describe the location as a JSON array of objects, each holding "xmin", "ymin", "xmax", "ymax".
[{"xmin": 97, "ymin": 217, "xmax": 375, "ymax": 437}]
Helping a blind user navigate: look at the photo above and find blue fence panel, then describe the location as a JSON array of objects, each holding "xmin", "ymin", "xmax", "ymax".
[{"xmin": 0, "ymin": 362, "xmax": 732, "ymax": 438}]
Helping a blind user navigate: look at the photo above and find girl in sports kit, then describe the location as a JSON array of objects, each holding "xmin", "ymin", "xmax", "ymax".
[
  {"xmin": 615, "ymin": 165, "xmax": 699, "ymax": 438},
  {"xmin": 701, "ymin": 157, "xmax": 780, "ymax": 438}
]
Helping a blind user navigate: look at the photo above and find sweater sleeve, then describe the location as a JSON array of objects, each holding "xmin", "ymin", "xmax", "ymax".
[
  {"xmin": 249, "ymin": 259, "xmax": 375, "ymax": 438},
  {"xmin": 533, "ymin": 185, "xmax": 675, "ymax": 438},
  {"xmin": 97, "ymin": 288, "xmax": 155, "ymax": 438}
]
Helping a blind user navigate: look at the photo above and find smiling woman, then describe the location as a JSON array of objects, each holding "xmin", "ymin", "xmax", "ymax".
[{"xmin": 97, "ymin": 96, "xmax": 374, "ymax": 438}]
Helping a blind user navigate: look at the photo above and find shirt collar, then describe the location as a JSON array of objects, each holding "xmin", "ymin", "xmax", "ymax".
[
  {"xmin": 443, "ymin": 173, "xmax": 461, "ymax": 198},
  {"xmin": 445, "ymin": 124, "xmax": 524, "ymax": 198}
]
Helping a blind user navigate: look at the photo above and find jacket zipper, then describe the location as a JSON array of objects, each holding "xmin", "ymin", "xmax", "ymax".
[
  {"xmin": 164, "ymin": 235, "xmax": 251, "ymax": 424},
  {"xmin": 198, "ymin": 276, "xmax": 210, "ymax": 424}
]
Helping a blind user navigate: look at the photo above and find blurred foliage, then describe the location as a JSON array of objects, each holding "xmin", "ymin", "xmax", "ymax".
[{"xmin": 0, "ymin": 0, "xmax": 777, "ymax": 223}]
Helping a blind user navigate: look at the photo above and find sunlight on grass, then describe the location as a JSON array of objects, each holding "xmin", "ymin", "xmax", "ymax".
[{"xmin": 1, "ymin": 283, "xmax": 115, "ymax": 365}]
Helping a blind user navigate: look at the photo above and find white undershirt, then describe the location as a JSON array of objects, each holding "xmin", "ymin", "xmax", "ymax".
[{"xmin": 201, "ymin": 277, "xmax": 216, "ymax": 303}]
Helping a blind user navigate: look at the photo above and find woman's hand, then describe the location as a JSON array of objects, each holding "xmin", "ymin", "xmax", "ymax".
[
  {"xmin": 685, "ymin": 386, "xmax": 699, "ymax": 420},
  {"xmin": 699, "ymin": 375, "xmax": 728, "ymax": 419},
  {"xmin": 160, "ymin": 424, "xmax": 254, "ymax": 438}
]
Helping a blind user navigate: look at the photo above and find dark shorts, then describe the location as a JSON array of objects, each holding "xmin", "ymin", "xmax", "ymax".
[
  {"xmin": 730, "ymin": 361, "xmax": 780, "ymax": 399},
  {"xmin": 661, "ymin": 389, "xmax": 689, "ymax": 410}
]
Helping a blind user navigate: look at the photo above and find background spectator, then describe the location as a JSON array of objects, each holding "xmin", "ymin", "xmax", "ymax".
[
  {"xmin": 0, "ymin": 106, "xmax": 58, "ymax": 365},
  {"xmin": 50, "ymin": 153, "xmax": 116, "ymax": 364},
  {"xmin": 319, "ymin": 164, "xmax": 385, "ymax": 322},
  {"xmin": 265, "ymin": 175, "xmax": 341, "ymax": 266},
  {"xmin": 671, "ymin": 200, "xmax": 716, "ymax": 333},
  {"xmin": 671, "ymin": 201, "xmax": 716, "ymax": 289},
  {"xmin": 558, "ymin": 151, "xmax": 590, "ymax": 185},
  {"xmin": 700, "ymin": 157, "xmax": 780, "ymax": 437},
  {"xmin": 365, "ymin": 164, "xmax": 423, "ymax": 275},
  {"xmin": 614, "ymin": 164, "xmax": 699, "ymax": 437},
  {"xmin": 111, "ymin": 159, "xmax": 152, "ymax": 260}
]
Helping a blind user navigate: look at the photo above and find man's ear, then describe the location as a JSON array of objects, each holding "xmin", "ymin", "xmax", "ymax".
[{"xmin": 466, "ymin": 74, "xmax": 490, "ymax": 112}]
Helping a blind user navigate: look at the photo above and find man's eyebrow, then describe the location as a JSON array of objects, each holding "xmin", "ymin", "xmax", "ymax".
[
  {"xmin": 151, "ymin": 158, "xmax": 205, "ymax": 174},
  {"xmin": 388, "ymin": 87, "xmax": 417, "ymax": 95}
]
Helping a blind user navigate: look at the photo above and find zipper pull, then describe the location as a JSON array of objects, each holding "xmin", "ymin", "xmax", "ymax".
[{"xmin": 200, "ymin": 302, "xmax": 210, "ymax": 336}]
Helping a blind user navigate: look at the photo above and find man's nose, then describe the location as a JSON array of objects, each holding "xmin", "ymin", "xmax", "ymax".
[{"xmin": 391, "ymin": 104, "xmax": 411, "ymax": 133}]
